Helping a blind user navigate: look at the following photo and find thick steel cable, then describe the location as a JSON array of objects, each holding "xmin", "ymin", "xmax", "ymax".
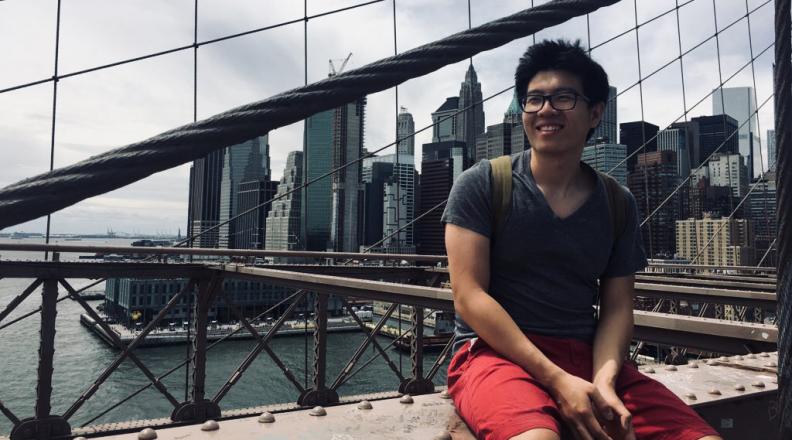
[
  {"xmin": 774, "ymin": 0, "xmax": 792, "ymax": 430},
  {"xmin": 0, "ymin": 0, "xmax": 620, "ymax": 229},
  {"xmin": 0, "ymin": 0, "xmax": 386, "ymax": 96},
  {"xmin": 711, "ymin": 0, "xmax": 735, "ymax": 213}
]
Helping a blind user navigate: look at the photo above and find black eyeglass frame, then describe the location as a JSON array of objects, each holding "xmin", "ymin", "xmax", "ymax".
[{"xmin": 519, "ymin": 91, "xmax": 591, "ymax": 113}]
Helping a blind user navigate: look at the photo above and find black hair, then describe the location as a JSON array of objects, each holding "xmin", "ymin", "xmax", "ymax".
[{"xmin": 514, "ymin": 39, "xmax": 610, "ymax": 140}]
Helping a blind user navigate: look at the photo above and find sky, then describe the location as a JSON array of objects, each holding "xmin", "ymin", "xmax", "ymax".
[{"xmin": 0, "ymin": 0, "xmax": 777, "ymax": 235}]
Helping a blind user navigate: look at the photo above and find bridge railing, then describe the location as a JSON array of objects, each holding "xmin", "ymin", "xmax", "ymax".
[{"xmin": 0, "ymin": 245, "xmax": 780, "ymax": 439}]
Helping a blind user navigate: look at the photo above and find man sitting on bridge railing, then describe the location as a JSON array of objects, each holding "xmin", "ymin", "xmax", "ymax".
[{"xmin": 442, "ymin": 40, "xmax": 720, "ymax": 440}]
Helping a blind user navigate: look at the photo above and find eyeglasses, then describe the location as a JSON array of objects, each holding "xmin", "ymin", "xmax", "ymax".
[{"xmin": 520, "ymin": 91, "xmax": 590, "ymax": 113}]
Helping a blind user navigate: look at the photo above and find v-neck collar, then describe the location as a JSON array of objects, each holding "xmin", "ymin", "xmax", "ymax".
[{"xmin": 521, "ymin": 149, "xmax": 603, "ymax": 222}]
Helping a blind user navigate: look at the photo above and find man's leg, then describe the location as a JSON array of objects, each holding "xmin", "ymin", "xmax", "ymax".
[
  {"xmin": 615, "ymin": 363, "xmax": 721, "ymax": 440},
  {"xmin": 509, "ymin": 428, "xmax": 560, "ymax": 440}
]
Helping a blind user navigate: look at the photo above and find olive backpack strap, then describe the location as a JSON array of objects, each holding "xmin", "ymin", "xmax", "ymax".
[
  {"xmin": 489, "ymin": 155, "xmax": 513, "ymax": 239},
  {"xmin": 596, "ymin": 170, "xmax": 628, "ymax": 244}
]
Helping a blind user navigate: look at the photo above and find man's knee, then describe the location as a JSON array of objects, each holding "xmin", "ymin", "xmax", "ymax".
[{"xmin": 508, "ymin": 428, "xmax": 560, "ymax": 440}]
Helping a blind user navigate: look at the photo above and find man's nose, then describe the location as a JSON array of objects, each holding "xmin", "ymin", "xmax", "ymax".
[{"xmin": 536, "ymin": 97, "xmax": 557, "ymax": 115}]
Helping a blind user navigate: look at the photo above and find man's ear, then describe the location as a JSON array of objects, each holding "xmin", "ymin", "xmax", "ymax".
[{"xmin": 589, "ymin": 101, "xmax": 605, "ymax": 129}]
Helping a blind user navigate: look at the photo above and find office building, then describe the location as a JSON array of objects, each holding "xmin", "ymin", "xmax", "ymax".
[
  {"xmin": 713, "ymin": 87, "xmax": 761, "ymax": 178},
  {"xmin": 581, "ymin": 141, "xmax": 627, "ymax": 185},
  {"xmin": 657, "ymin": 126, "xmax": 691, "ymax": 178},
  {"xmin": 329, "ymin": 98, "xmax": 366, "ymax": 252},
  {"xmin": 361, "ymin": 153, "xmax": 416, "ymax": 248},
  {"xmin": 676, "ymin": 215, "xmax": 754, "ymax": 266},
  {"xmin": 456, "ymin": 64, "xmax": 486, "ymax": 164},
  {"xmin": 708, "ymin": 153, "xmax": 748, "ymax": 198},
  {"xmin": 620, "ymin": 121, "xmax": 659, "ymax": 172},
  {"xmin": 397, "ymin": 107, "xmax": 415, "ymax": 156},
  {"xmin": 235, "ymin": 179, "xmax": 278, "ymax": 250},
  {"xmin": 361, "ymin": 160, "xmax": 394, "ymax": 248},
  {"xmin": 432, "ymin": 97, "xmax": 460, "ymax": 143},
  {"xmin": 187, "ymin": 150, "xmax": 224, "ymax": 248},
  {"xmin": 418, "ymin": 141, "xmax": 466, "ymax": 255},
  {"xmin": 745, "ymin": 171, "xmax": 776, "ymax": 265},
  {"xmin": 691, "ymin": 114, "xmax": 739, "ymax": 168},
  {"xmin": 218, "ymin": 135, "xmax": 271, "ymax": 248},
  {"xmin": 589, "ymin": 86, "xmax": 618, "ymax": 145},
  {"xmin": 303, "ymin": 110, "xmax": 334, "ymax": 251},
  {"xmin": 504, "ymin": 92, "xmax": 530, "ymax": 154},
  {"xmin": 475, "ymin": 122, "xmax": 513, "ymax": 162},
  {"xmin": 628, "ymin": 151, "xmax": 680, "ymax": 258},
  {"xmin": 265, "ymin": 151, "xmax": 304, "ymax": 257}
]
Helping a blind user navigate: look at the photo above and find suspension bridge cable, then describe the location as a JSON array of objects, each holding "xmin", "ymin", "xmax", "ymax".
[
  {"xmin": 44, "ymin": 0, "xmax": 62, "ymax": 262},
  {"xmin": 0, "ymin": 0, "xmax": 620, "ymax": 230}
]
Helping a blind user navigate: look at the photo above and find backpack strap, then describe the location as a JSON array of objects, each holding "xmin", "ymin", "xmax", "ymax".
[
  {"xmin": 489, "ymin": 155, "xmax": 513, "ymax": 239},
  {"xmin": 596, "ymin": 170, "xmax": 628, "ymax": 245}
]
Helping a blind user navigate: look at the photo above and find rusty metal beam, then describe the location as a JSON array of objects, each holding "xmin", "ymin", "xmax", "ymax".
[
  {"xmin": 635, "ymin": 275, "xmax": 776, "ymax": 291},
  {"xmin": 0, "ymin": 261, "xmax": 208, "ymax": 279},
  {"xmin": 0, "ymin": 278, "xmax": 42, "ymax": 325},
  {"xmin": 0, "ymin": 243, "xmax": 446, "ymax": 263},
  {"xmin": 634, "ymin": 283, "xmax": 777, "ymax": 308},
  {"xmin": 35, "ymin": 279, "xmax": 58, "ymax": 419}
]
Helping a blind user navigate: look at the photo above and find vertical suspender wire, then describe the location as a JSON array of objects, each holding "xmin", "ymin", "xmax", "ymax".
[
  {"xmin": 303, "ymin": 0, "xmax": 309, "ymax": 390},
  {"xmin": 632, "ymin": 0, "xmax": 654, "ymax": 259},
  {"xmin": 186, "ymin": 0, "xmax": 198, "ymax": 401},
  {"xmin": 586, "ymin": 12, "xmax": 591, "ymax": 55},
  {"xmin": 392, "ymin": 0, "xmax": 403, "ymax": 376},
  {"xmin": 711, "ymin": 0, "xmax": 734, "ymax": 214},
  {"xmin": 774, "ymin": 0, "xmax": 792, "ymax": 431},
  {"xmin": 533, "ymin": 0, "xmax": 537, "ymax": 45},
  {"xmin": 44, "ymin": 0, "xmax": 63, "ymax": 262},
  {"xmin": 393, "ymin": 0, "xmax": 401, "ymax": 256},
  {"xmin": 674, "ymin": 0, "xmax": 691, "ymax": 230},
  {"xmin": 745, "ymin": 0, "xmax": 772, "ymax": 267}
]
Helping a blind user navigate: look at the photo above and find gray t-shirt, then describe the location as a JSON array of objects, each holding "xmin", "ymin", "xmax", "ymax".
[{"xmin": 441, "ymin": 150, "xmax": 647, "ymax": 353}]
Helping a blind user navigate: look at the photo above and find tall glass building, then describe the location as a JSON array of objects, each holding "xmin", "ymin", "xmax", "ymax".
[
  {"xmin": 581, "ymin": 141, "xmax": 628, "ymax": 185},
  {"xmin": 302, "ymin": 110, "xmax": 334, "ymax": 251},
  {"xmin": 265, "ymin": 151, "xmax": 304, "ymax": 259}
]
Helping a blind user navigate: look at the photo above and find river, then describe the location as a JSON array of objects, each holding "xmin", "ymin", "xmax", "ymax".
[{"xmin": 0, "ymin": 238, "xmax": 448, "ymax": 435}]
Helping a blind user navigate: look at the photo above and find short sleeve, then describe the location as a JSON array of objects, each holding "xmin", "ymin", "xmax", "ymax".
[
  {"xmin": 601, "ymin": 190, "xmax": 648, "ymax": 278},
  {"xmin": 441, "ymin": 159, "xmax": 493, "ymax": 238}
]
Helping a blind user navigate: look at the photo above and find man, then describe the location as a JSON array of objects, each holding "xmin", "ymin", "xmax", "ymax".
[{"xmin": 442, "ymin": 40, "xmax": 720, "ymax": 440}]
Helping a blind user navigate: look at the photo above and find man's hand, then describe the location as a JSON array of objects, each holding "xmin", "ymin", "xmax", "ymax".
[
  {"xmin": 548, "ymin": 372, "xmax": 614, "ymax": 440},
  {"xmin": 593, "ymin": 380, "xmax": 635, "ymax": 440}
]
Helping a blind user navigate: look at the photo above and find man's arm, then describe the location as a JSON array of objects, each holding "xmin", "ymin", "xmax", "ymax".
[
  {"xmin": 446, "ymin": 223, "xmax": 613, "ymax": 440},
  {"xmin": 592, "ymin": 275, "xmax": 637, "ymax": 438}
]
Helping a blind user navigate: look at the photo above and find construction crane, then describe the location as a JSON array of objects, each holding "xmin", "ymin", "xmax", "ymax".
[{"xmin": 328, "ymin": 52, "xmax": 352, "ymax": 77}]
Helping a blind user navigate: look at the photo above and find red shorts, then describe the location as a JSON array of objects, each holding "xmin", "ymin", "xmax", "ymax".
[{"xmin": 447, "ymin": 333, "xmax": 720, "ymax": 440}]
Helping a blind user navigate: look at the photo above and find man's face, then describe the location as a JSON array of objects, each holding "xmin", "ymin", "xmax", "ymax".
[{"xmin": 521, "ymin": 69, "xmax": 603, "ymax": 156}]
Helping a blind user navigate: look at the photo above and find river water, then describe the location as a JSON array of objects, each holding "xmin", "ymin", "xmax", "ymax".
[{"xmin": 0, "ymin": 238, "xmax": 448, "ymax": 435}]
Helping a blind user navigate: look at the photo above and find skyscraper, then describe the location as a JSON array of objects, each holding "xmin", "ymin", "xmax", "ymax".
[
  {"xmin": 691, "ymin": 114, "xmax": 739, "ymax": 168},
  {"xmin": 418, "ymin": 140, "xmax": 466, "ymax": 255},
  {"xmin": 657, "ymin": 126, "xmax": 691, "ymax": 178},
  {"xmin": 628, "ymin": 150, "xmax": 680, "ymax": 258},
  {"xmin": 361, "ymin": 160, "xmax": 393, "ymax": 248},
  {"xmin": 361, "ymin": 153, "xmax": 416, "ymax": 249},
  {"xmin": 218, "ymin": 135, "xmax": 271, "ymax": 248},
  {"xmin": 619, "ymin": 121, "xmax": 659, "ymax": 172},
  {"xmin": 303, "ymin": 110, "xmax": 334, "ymax": 251},
  {"xmin": 707, "ymin": 153, "xmax": 748, "ymax": 198},
  {"xmin": 476, "ymin": 122, "xmax": 513, "ymax": 162},
  {"xmin": 431, "ymin": 97, "xmax": 460, "ymax": 143},
  {"xmin": 581, "ymin": 141, "xmax": 627, "ymax": 185},
  {"xmin": 235, "ymin": 179, "xmax": 278, "ymax": 250},
  {"xmin": 397, "ymin": 107, "xmax": 415, "ymax": 156},
  {"xmin": 503, "ymin": 92, "xmax": 530, "ymax": 154},
  {"xmin": 265, "ymin": 151, "xmax": 304, "ymax": 255},
  {"xmin": 712, "ymin": 87, "xmax": 761, "ymax": 178},
  {"xmin": 188, "ymin": 150, "xmax": 224, "ymax": 248},
  {"xmin": 589, "ymin": 86, "xmax": 617, "ymax": 145},
  {"xmin": 329, "ymin": 98, "xmax": 366, "ymax": 252},
  {"xmin": 456, "ymin": 64, "xmax": 486, "ymax": 164}
]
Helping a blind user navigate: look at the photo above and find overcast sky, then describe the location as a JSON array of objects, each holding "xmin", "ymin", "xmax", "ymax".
[{"xmin": 0, "ymin": 0, "xmax": 776, "ymax": 235}]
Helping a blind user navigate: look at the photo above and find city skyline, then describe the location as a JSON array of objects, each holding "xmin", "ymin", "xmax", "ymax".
[{"xmin": 0, "ymin": 1, "xmax": 776, "ymax": 234}]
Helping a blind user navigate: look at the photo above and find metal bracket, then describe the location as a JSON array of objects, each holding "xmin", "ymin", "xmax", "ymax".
[
  {"xmin": 170, "ymin": 400, "xmax": 221, "ymax": 423},
  {"xmin": 297, "ymin": 388, "xmax": 339, "ymax": 407},
  {"xmin": 9, "ymin": 416, "xmax": 70, "ymax": 440}
]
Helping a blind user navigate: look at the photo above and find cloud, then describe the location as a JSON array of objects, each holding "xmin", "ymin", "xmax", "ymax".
[{"xmin": 0, "ymin": 0, "xmax": 777, "ymax": 234}]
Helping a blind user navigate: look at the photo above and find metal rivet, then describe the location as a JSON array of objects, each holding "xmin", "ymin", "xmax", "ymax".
[
  {"xmin": 400, "ymin": 394, "xmax": 414, "ymax": 404},
  {"xmin": 201, "ymin": 420, "xmax": 219, "ymax": 431},
  {"xmin": 767, "ymin": 361, "xmax": 778, "ymax": 367},
  {"xmin": 665, "ymin": 365, "xmax": 678, "ymax": 371},
  {"xmin": 138, "ymin": 428, "xmax": 157, "ymax": 440},
  {"xmin": 706, "ymin": 360, "xmax": 718, "ymax": 366},
  {"xmin": 747, "ymin": 354, "xmax": 757, "ymax": 359},
  {"xmin": 433, "ymin": 431, "xmax": 453, "ymax": 440},
  {"xmin": 357, "ymin": 400, "xmax": 373, "ymax": 410},
  {"xmin": 708, "ymin": 389, "xmax": 721, "ymax": 395},
  {"xmin": 736, "ymin": 356, "xmax": 744, "ymax": 360},
  {"xmin": 74, "ymin": 438, "xmax": 87, "ymax": 440},
  {"xmin": 309, "ymin": 406, "xmax": 327, "ymax": 416},
  {"xmin": 687, "ymin": 362, "xmax": 699, "ymax": 369},
  {"xmin": 760, "ymin": 353, "xmax": 770, "ymax": 358},
  {"xmin": 643, "ymin": 368, "xmax": 655, "ymax": 374},
  {"xmin": 258, "ymin": 412, "xmax": 275, "ymax": 423},
  {"xmin": 734, "ymin": 384, "xmax": 745, "ymax": 391},
  {"xmin": 718, "ymin": 356, "xmax": 729, "ymax": 362},
  {"xmin": 439, "ymin": 390, "xmax": 452, "ymax": 399},
  {"xmin": 751, "ymin": 381, "xmax": 766, "ymax": 388},
  {"xmin": 685, "ymin": 392, "xmax": 697, "ymax": 400}
]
